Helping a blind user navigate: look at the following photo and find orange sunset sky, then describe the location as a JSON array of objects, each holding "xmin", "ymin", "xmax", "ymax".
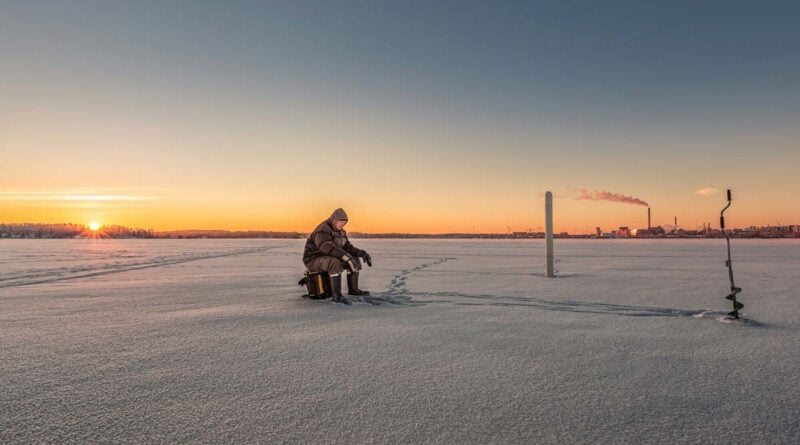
[{"xmin": 2, "ymin": 2, "xmax": 799, "ymax": 234}]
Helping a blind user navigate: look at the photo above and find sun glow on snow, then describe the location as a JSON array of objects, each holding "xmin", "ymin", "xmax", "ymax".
[{"xmin": 88, "ymin": 221, "xmax": 101, "ymax": 231}]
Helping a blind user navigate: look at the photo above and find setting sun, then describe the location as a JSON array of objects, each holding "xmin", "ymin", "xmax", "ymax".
[{"xmin": 88, "ymin": 221, "xmax": 101, "ymax": 231}]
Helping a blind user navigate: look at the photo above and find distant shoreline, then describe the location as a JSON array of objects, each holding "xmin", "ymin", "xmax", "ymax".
[{"xmin": 2, "ymin": 223, "xmax": 798, "ymax": 240}]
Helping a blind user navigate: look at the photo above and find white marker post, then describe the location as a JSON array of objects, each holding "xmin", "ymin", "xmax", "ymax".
[{"xmin": 545, "ymin": 191, "xmax": 554, "ymax": 278}]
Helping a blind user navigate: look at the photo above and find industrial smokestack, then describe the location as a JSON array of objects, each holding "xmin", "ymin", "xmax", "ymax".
[
  {"xmin": 674, "ymin": 216, "xmax": 677, "ymax": 227},
  {"xmin": 648, "ymin": 207, "xmax": 651, "ymax": 229}
]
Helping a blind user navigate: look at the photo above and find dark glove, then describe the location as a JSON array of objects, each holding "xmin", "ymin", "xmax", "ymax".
[
  {"xmin": 342, "ymin": 254, "xmax": 358, "ymax": 272},
  {"xmin": 359, "ymin": 251, "xmax": 372, "ymax": 267}
]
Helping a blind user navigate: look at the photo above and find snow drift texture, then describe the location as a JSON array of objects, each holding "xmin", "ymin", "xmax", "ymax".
[{"xmin": 1, "ymin": 239, "xmax": 798, "ymax": 443}]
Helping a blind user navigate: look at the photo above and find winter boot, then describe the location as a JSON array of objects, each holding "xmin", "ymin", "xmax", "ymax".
[
  {"xmin": 347, "ymin": 271, "xmax": 370, "ymax": 296},
  {"xmin": 329, "ymin": 273, "xmax": 351, "ymax": 305}
]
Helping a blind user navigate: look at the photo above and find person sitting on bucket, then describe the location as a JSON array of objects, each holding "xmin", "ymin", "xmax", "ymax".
[{"xmin": 303, "ymin": 208, "xmax": 372, "ymax": 305}]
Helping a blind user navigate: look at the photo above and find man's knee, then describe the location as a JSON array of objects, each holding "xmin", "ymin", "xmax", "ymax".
[{"xmin": 328, "ymin": 259, "xmax": 345, "ymax": 275}]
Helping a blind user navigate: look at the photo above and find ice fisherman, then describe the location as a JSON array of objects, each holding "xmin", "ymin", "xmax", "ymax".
[{"xmin": 303, "ymin": 208, "xmax": 372, "ymax": 305}]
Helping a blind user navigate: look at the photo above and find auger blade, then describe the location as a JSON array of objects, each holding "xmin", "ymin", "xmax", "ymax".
[{"xmin": 725, "ymin": 288, "xmax": 742, "ymax": 301}]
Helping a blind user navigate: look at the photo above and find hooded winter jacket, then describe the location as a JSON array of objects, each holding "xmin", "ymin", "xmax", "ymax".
[{"xmin": 303, "ymin": 208, "xmax": 364, "ymax": 264}]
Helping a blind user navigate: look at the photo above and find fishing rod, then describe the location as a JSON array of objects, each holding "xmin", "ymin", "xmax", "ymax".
[{"xmin": 720, "ymin": 189, "xmax": 743, "ymax": 319}]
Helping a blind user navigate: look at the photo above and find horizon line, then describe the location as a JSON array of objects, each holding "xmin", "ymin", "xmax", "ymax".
[{"xmin": 2, "ymin": 221, "xmax": 798, "ymax": 237}]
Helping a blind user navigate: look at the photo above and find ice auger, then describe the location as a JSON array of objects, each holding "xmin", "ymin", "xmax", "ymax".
[{"xmin": 720, "ymin": 189, "xmax": 743, "ymax": 319}]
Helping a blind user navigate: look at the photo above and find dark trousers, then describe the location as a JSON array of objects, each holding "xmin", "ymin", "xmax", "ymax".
[{"xmin": 305, "ymin": 255, "xmax": 362, "ymax": 275}]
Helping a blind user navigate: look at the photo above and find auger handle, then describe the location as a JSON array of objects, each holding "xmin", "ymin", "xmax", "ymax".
[{"xmin": 720, "ymin": 189, "xmax": 732, "ymax": 229}]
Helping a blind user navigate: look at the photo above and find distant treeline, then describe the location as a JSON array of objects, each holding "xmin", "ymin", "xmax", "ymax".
[
  {"xmin": 1, "ymin": 223, "xmax": 88, "ymax": 239},
  {"xmin": 348, "ymin": 232, "xmax": 546, "ymax": 239},
  {"xmin": 163, "ymin": 230, "xmax": 305, "ymax": 239},
  {"xmin": 0, "ymin": 224, "xmax": 546, "ymax": 240},
  {"xmin": 2, "ymin": 223, "xmax": 798, "ymax": 240},
  {"xmin": 0, "ymin": 223, "xmax": 303, "ymax": 239}
]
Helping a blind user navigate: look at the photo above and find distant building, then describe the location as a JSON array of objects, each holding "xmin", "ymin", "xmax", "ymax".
[{"xmin": 636, "ymin": 226, "xmax": 666, "ymax": 238}]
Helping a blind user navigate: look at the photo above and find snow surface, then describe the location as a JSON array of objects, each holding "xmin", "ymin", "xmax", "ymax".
[{"xmin": 1, "ymin": 238, "xmax": 799, "ymax": 444}]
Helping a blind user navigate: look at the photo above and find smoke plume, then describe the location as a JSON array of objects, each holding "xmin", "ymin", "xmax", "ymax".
[{"xmin": 577, "ymin": 189, "xmax": 649, "ymax": 207}]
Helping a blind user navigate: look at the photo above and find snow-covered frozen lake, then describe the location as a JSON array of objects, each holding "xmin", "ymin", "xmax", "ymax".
[{"xmin": 1, "ymin": 239, "xmax": 798, "ymax": 443}]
